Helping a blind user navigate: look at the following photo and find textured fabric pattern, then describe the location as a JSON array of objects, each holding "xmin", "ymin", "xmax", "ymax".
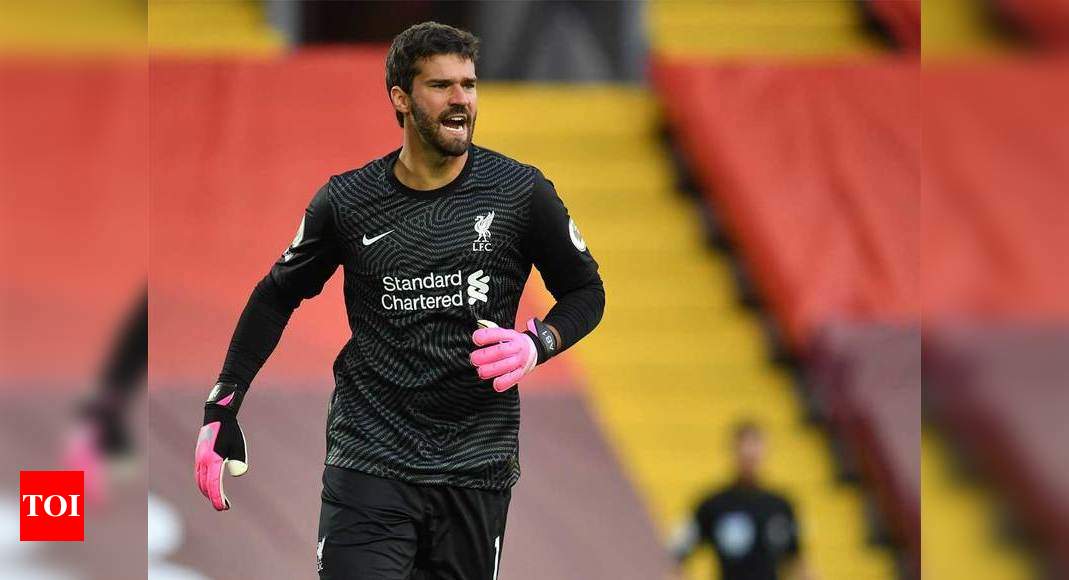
[{"xmin": 268, "ymin": 146, "xmax": 599, "ymax": 490}]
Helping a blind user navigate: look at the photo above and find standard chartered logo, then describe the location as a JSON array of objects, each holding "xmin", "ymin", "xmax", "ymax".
[
  {"xmin": 466, "ymin": 270, "xmax": 490, "ymax": 304},
  {"xmin": 380, "ymin": 270, "xmax": 490, "ymax": 311}
]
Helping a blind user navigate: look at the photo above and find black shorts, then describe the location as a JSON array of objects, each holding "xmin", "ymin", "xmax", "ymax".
[{"xmin": 317, "ymin": 465, "xmax": 511, "ymax": 580}]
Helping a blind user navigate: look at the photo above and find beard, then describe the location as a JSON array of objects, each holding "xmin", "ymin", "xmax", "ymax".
[{"xmin": 411, "ymin": 100, "xmax": 474, "ymax": 157}]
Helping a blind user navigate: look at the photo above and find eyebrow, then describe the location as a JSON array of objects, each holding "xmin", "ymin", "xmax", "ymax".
[{"xmin": 425, "ymin": 77, "xmax": 478, "ymax": 84}]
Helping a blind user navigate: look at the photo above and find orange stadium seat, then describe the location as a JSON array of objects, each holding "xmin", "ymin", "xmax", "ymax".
[
  {"xmin": 0, "ymin": 60, "xmax": 146, "ymax": 382},
  {"xmin": 651, "ymin": 58, "xmax": 920, "ymax": 353},
  {"xmin": 923, "ymin": 63, "xmax": 1069, "ymax": 323}
]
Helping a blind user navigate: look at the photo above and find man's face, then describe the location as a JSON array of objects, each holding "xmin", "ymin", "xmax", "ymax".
[
  {"xmin": 407, "ymin": 54, "xmax": 477, "ymax": 157},
  {"xmin": 735, "ymin": 431, "xmax": 766, "ymax": 479}
]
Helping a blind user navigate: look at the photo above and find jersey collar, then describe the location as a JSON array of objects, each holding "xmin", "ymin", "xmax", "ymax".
[{"xmin": 386, "ymin": 146, "xmax": 475, "ymax": 201}]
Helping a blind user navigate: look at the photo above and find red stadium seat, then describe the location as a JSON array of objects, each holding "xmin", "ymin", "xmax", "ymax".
[
  {"xmin": 996, "ymin": 0, "xmax": 1069, "ymax": 50},
  {"xmin": 652, "ymin": 59, "xmax": 920, "ymax": 353},
  {"xmin": 866, "ymin": 0, "xmax": 922, "ymax": 51}
]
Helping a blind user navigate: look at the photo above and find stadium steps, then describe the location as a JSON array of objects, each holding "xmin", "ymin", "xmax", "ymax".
[
  {"xmin": 647, "ymin": 0, "xmax": 881, "ymax": 58},
  {"xmin": 922, "ymin": 428, "xmax": 1035, "ymax": 580},
  {"xmin": 148, "ymin": 0, "xmax": 284, "ymax": 55},
  {"xmin": 477, "ymin": 85, "xmax": 895, "ymax": 579}
]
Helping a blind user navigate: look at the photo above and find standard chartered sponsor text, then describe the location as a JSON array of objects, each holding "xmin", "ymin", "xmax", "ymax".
[
  {"xmin": 381, "ymin": 270, "xmax": 466, "ymax": 311},
  {"xmin": 382, "ymin": 291, "xmax": 465, "ymax": 311}
]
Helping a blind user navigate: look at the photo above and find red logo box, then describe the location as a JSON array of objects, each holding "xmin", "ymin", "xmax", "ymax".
[{"xmin": 20, "ymin": 471, "xmax": 84, "ymax": 541}]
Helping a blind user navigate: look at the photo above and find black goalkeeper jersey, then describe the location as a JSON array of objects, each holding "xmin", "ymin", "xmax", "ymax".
[
  {"xmin": 261, "ymin": 145, "xmax": 601, "ymax": 490},
  {"xmin": 691, "ymin": 483, "xmax": 800, "ymax": 580}
]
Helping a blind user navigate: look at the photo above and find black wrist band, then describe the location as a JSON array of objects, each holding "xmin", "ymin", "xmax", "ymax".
[
  {"xmin": 205, "ymin": 382, "xmax": 248, "ymax": 413},
  {"xmin": 525, "ymin": 318, "xmax": 559, "ymax": 365}
]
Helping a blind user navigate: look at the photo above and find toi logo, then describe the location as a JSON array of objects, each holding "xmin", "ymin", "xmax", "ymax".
[{"xmin": 20, "ymin": 471, "xmax": 84, "ymax": 541}]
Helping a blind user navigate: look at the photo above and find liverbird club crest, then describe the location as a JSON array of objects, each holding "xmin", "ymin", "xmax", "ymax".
[{"xmin": 472, "ymin": 210, "xmax": 495, "ymax": 252}]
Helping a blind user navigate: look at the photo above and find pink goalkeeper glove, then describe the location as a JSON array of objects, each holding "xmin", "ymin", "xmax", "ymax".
[
  {"xmin": 194, "ymin": 383, "xmax": 249, "ymax": 511},
  {"xmin": 470, "ymin": 319, "xmax": 557, "ymax": 392}
]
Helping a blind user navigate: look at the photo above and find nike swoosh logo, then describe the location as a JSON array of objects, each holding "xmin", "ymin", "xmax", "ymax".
[{"xmin": 362, "ymin": 230, "xmax": 394, "ymax": 246}]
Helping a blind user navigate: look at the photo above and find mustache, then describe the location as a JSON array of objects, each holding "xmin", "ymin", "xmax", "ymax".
[{"xmin": 438, "ymin": 107, "xmax": 472, "ymax": 122}]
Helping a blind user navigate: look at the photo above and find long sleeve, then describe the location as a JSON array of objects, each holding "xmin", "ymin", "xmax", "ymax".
[
  {"xmin": 522, "ymin": 169, "xmax": 605, "ymax": 353},
  {"xmin": 217, "ymin": 182, "xmax": 342, "ymax": 388}
]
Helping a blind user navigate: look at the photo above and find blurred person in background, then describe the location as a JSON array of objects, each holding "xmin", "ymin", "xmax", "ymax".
[
  {"xmin": 669, "ymin": 421, "xmax": 812, "ymax": 580},
  {"xmin": 191, "ymin": 21, "xmax": 604, "ymax": 580},
  {"xmin": 63, "ymin": 290, "xmax": 146, "ymax": 504}
]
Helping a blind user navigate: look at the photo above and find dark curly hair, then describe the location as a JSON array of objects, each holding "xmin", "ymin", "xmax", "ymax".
[
  {"xmin": 385, "ymin": 22, "xmax": 480, "ymax": 128},
  {"xmin": 733, "ymin": 420, "xmax": 762, "ymax": 444}
]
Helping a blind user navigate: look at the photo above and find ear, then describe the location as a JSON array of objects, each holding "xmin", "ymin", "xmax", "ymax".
[{"xmin": 390, "ymin": 86, "xmax": 410, "ymax": 117}]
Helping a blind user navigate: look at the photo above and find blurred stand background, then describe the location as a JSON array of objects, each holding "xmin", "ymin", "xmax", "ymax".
[
  {"xmin": 650, "ymin": 3, "xmax": 916, "ymax": 578},
  {"xmin": 922, "ymin": 2, "xmax": 1069, "ymax": 579},
  {"xmin": 0, "ymin": 1, "xmax": 147, "ymax": 578}
]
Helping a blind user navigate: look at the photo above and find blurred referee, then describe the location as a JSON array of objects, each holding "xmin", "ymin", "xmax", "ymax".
[
  {"xmin": 669, "ymin": 421, "xmax": 814, "ymax": 580},
  {"xmin": 191, "ymin": 21, "xmax": 605, "ymax": 580}
]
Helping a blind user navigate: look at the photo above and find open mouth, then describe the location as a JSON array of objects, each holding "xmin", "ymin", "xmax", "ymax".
[{"xmin": 441, "ymin": 114, "xmax": 467, "ymax": 134}]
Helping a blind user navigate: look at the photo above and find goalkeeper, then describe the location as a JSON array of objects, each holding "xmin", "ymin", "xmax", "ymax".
[{"xmin": 193, "ymin": 21, "xmax": 604, "ymax": 580}]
